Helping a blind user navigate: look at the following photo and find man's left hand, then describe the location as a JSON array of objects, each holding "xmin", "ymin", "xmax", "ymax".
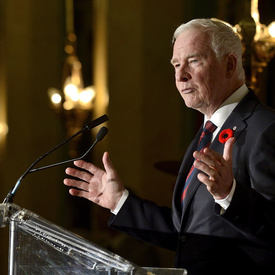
[{"xmin": 193, "ymin": 137, "xmax": 235, "ymax": 200}]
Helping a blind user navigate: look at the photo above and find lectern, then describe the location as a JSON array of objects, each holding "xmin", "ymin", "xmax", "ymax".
[{"xmin": 0, "ymin": 203, "xmax": 187, "ymax": 275}]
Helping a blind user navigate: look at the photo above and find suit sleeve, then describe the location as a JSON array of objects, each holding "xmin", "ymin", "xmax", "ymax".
[
  {"xmin": 216, "ymin": 120, "xmax": 275, "ymax": 249},
  {"xmin": 108, "ymin": 192, "xmax": 178, "ymax": 251}
]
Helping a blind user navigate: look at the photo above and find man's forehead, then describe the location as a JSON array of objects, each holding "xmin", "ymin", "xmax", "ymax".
[
  {"xmin": 174, "ymin": 28, "xmax": 210, "ymax": 48},
  {"xmin": 171, "ymin": 32, "xmax": 211, "ymax": 62}
]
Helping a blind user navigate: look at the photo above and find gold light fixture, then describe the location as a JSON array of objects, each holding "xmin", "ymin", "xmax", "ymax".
[
  {"xmin": 48, "ymin": 0, "xmax": 95, "ymax": 156},
  {"xmin": 214, "ymin": 0, "xmax": 275, "ymax": 98},
  {"xmin": 249, "ymin": 0, "xmax": 275, "ymax": 93},
  {"xmin": 235, "ymin": 0, "xmax": 275, "ymax": 95}
]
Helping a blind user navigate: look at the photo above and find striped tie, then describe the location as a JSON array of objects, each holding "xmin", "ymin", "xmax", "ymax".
[{"xmin": 181, "ymin": 120, "xmax": 217, "ymax": 207}]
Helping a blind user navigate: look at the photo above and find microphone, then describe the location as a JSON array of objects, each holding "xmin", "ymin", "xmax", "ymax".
[
  {"xmin": 3, "ymin": 115, "xmax": 109, "ymax": 204},
  {"xmin": 95, "ymin": 126, "xmax": 108, "ymax": 141},
  {"xmin": 29, "ymin": 126, "xmax": 108, "ymax": 172}
]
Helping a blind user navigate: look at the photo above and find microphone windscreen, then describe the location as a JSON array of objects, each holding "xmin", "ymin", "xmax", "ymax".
[{"xmin": 96, "ymin": 126, "xmax": 108, "ymax": 141}]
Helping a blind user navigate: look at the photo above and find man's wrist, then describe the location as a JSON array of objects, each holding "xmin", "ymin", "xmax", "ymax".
[
  {"xmin": 111, "ymin": 189, "xmax": 129, "ymax": 215},
  {"xmin": 215, "ymin": 179, "xmax": 236, "ymax": 211}
]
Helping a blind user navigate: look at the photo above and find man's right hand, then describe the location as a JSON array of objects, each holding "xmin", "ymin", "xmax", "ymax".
[{"xmin": 64, "ymin": 151, "xmax": 125, "ymax": 211}]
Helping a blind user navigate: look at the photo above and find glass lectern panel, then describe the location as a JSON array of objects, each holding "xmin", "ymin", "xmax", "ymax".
[{"xmin": 0, "ymin": 204, "xmax": 187, "ymax": 275}]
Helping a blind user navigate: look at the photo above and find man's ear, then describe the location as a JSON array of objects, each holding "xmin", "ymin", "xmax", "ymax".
[{"xmin": 226, "ymin": 53, "xmax": 237, "ymax": 77}]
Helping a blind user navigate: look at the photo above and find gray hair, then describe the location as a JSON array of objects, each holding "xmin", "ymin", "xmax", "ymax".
[{"xmin": 173, "ymin": 18, "xmax": 245, "ymax": 81}]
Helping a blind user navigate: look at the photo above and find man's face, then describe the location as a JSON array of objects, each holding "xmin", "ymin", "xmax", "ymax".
[{"xmin": 171, "ymin": 28, "xmax": 229, "ymax": 117}]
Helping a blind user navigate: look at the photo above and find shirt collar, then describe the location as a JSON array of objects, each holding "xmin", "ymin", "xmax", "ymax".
[{"xmin": 204, "ymin": 84, "xmax": 249, "ymax": 129}]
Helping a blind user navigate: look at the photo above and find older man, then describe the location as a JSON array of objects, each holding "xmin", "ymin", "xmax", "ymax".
[{"xmin": 64, "ymin": 19, "xmax": 275, "ymax": 274}]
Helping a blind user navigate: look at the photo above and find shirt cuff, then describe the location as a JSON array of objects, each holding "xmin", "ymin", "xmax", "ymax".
[
  {"xmin": 214, "ymin": 179, "xmax": 236, "ymax": 210},
  {"xmin": 111, "ymin": 189, "xmax": 129, "ymax": 215}
]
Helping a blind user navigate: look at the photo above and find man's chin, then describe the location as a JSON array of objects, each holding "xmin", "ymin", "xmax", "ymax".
[{"xmin": 183, "ymin": 99, "xmax": 199, "ymax": 110}]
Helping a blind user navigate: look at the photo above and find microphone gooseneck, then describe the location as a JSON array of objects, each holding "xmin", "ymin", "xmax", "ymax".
[
  {"xmin": 29, "ymin": 126, "xmax": 108, "ymax": 173},
  {"xmin": 3, "ymin": 116, "xmax": 109, "ymax": 204}
]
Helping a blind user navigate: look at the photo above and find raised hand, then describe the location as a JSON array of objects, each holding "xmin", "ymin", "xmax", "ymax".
[
  {"xmin": 193, "ymin": 137, "xmax": 235, "ymax": 200},
  {"xmin": 63, "ymin": 151, "xmax": 125, "ymax": 211}
]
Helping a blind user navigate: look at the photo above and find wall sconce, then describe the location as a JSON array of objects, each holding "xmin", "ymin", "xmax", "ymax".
[
  {"xmin": 48, "ymin": 32, "xmax": 96, "ymax": 135},
  {"xmin": 234, "ymin": 0, "xmax": 275, "ymax": 95},
  {"xmin": 249, "ymin": 0, "xmax": 275, "ymax": 92},
  {"xmin": 48, "ymin": 0, "xmax": 95, "ymax": 157},
  {"xmin": 214, "ymin": 0, "xmax": 275, "ymax": 98}
]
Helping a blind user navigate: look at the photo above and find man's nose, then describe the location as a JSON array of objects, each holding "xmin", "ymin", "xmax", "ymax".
[{"xmin": 176, "ymin": 67, "xmax": 191, "ymax": 82}]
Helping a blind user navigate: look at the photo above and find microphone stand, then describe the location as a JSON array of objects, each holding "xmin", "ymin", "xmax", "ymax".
[{"xmin": 3, "ymin": 115, "xmax": 108, "ymax": 203}]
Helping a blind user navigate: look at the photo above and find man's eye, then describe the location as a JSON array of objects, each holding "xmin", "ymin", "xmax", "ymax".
[{"xmin": 190, "ymin": 59, "xmax": 198, "ymax": 63}]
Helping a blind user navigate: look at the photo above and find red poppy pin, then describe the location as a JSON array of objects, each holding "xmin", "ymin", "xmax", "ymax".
[{"xmin": 219, "ymin": 129, "xmax": 234, "ymax": 144}]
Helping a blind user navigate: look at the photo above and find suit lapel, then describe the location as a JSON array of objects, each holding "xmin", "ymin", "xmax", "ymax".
[{"xmin": 215, "ymin": 90, "xmax": 257, "ymax": 146}]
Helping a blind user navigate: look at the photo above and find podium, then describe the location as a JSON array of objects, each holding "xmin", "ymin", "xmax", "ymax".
[{"xmin": 0, "ymin": 203, "xmax": 187, "ymax": 274}]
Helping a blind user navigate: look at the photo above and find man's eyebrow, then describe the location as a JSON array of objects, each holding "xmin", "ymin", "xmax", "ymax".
[
  {"xmin": 170, "ymin": 58, "xmax": 178, "ymax": 65},
  {"xmin": 187, "ymin": 53, "xmax": 201, "ymax": 59}
]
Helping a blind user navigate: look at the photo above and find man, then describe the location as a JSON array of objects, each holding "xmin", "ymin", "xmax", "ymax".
[{"xmin": 64, "ymin": 19, "xmax": 275, "ymax": 274}]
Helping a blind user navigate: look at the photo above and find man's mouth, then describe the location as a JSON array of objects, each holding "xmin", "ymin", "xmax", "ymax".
[{"xmin": 181, "ymin": 88, "xmax": 194, "ymax": 94}]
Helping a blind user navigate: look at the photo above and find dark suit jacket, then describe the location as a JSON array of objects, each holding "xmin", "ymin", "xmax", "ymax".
[{"xmin": 109, "ymin": 91, "xmax": 275, "ymax": 274}]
